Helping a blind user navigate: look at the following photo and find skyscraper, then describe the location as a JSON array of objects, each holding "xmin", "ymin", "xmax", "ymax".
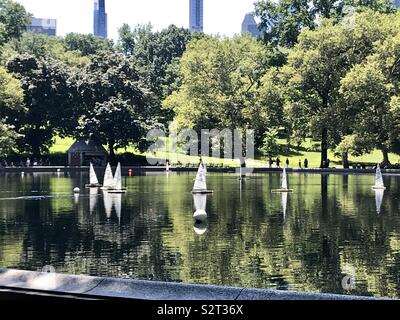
[
  {"xmin": 27, "ymin": 18, "xmax": 57, "ymax": 36},
  {"xmin": 189, "ymin": 0, "xmax": 203, "ymax": 33},
  {"xmin": 94, "ymin": 0, "xmax": 107, "ymax": 38},
  {"xmin": 241, "ymin": 13, "xmax": 260, "ymax": 38}
]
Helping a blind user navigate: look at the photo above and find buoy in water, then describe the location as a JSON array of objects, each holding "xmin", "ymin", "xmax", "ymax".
[
  {"xmin": 57, "ymin": 168, "xmax": 61, "ymax": 172},
  {"xmin": 73, "ymin": 187, "xmax": 80, "ymax": 193}
]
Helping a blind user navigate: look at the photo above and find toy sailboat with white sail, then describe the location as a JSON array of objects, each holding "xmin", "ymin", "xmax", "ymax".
[
  {"xmin": 85, "ymin": 163, "xmax": 102, "ymax": 188},
  {"xmin": 372, "ymin": 164, "xmax": 386, "ymax": 190},
  {"xmin": 192, "ymin": 162, "xmax": 213, "ymax": 194},
  {"xmin": 108, "ymin": 163, "xmax": 127, "ymax": 193},
  {"xmin": 101, "ymin": 163, "xmax": 114, "ymax": 190},
  {"xmin": 272, "ymin": 168, "xmax": 293, "ymax": 193}
]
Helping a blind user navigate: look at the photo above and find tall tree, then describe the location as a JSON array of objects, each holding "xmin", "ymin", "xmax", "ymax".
[
  {"xmin": 118, "ymin": 24, "xmax": 195, "ymax": 105},
  {"xmin": 163, "ymin": 35, "xmax": 270, "ymax": 134},
  {"xmin": 77, "ymin": 51, "xmax": 156, "ymax": 159},
  {"xmin": 7, "ymin": 55, "xmax": 76, "ymax": 156},
  {"xmin": 254, "ymin": 0, "xmax": 394, "ymax": 47},
  {"xmin": 0, "ymin": 0, "xmax": 31, "ymax": 44},
  {"xmin": 282, "ymin": 20, "xmax": 353, "ymax": 167},
  {"xmin": 0, "ymin": 66, "xmax": 23, "ymax": 156},
  {"xmin": 64, "ymin": 33, "xmax": 114, "ymax": 56}
]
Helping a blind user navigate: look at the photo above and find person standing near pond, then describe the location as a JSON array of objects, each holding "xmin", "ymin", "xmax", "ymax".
[
  {"xmin": 268, "ymin": 158, "xmax": 273, "ymax": 168},
  {"xmin": 286, "ymin": 158, "xmax": 289, "ymax": 168},
  {"xmin": 276, "ymin": 157, "xmax": 281, "ymax": 168},
  {"xmin": 304, "ymin": 158, "xmax": 308, "ymax": 168},
  {"xmin": 299, "ymin": 159, "xmax": 302, "ymax": 168}
]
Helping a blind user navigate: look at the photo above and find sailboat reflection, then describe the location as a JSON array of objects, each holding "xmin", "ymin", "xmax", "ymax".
[
  {"xmin": 193, "ymin": 194, "xmax": 208, "ymax": 235},
  {"xmin": 110, "ymin": 193, "xmax": 122, "ymax": 223},
  {"xmin": 89, "ymin": 187, "xmax": 99, "ymax": 214},
  {"xmin": 281, "ymin": 192, "xmax": 288, "ymax": 219},
  {"xmin": 374, "ymin": 189, "xmax": 384, "ymax": 214},
  {"xmin": 194, "ymin": 219, "xmax": 208, "ymax": 235},
  {"xmin": 74, "ymin": 193, "xmax": 80, "ymax": 206},
  {"xmin": 103, "ymin": 190, "xmax": 113, "ymax": 219}
]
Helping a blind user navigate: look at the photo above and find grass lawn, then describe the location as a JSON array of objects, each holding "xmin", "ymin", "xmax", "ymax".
[{"xmin": 50, "ymin": 136, "xmax": 400, "ymax": 168}]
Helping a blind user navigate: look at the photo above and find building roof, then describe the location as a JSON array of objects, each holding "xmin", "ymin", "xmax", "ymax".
[{"xmin": 67, "ymin": 140, "xmax": 107, "ymax": 154}]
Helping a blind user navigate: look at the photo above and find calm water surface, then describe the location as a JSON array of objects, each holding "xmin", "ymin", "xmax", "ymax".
[{"xmin": 1, "ymin": 171, "xmax": 400, "ymax": 298}]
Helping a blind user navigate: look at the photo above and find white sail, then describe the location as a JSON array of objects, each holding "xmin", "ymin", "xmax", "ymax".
[
  {"xmin": 89, "ymin": 163, "xmax": 99, "ymax": 185},
  {"xmin": 281, "ymin": 168, "xmax": 288, "ymax": 189},
  {"xmin": 112, "ymin": 163, "xmax": 122, "ymax": 190},
  {"xmin": 193, "ymin": 163, "xmax": 207, "ymax": 191},
  {"xmin": 103, "ymin": 163, "xmax": 114, "ymax": 188},
  {"xmin": 375, "ymin": 189, "xmax": 384, "ymax": 214},
  {"xmin": 374, "ymin": 164, "xmax": 385, "ymax": 188}
]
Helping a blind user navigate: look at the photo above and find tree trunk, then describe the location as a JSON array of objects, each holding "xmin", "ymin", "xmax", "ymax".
[
  {"xmin": 342, "ymin": 152, "xmax": 349, "ymax": 169},
  {"xmin": 320, "ymin": 128, "xmax": 328, "ymax": 168},
  {"xmin": 108, "ymin": 140, "xmax": 115, "ymax": 163},
  {"xmin": 382, "ymin": 148, "xmax": 390, "ymax": 166}
]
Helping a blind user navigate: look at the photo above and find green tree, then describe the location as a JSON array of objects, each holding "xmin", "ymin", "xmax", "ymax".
[
  {"xmin": 260, "ymin": 128, "xmax": 281, "ymax": 158},
  {"xmin": 0, "ymin": 0, "xmax": 31, "ymax": 44},
  {"xmin": 118, "ymin": 24, "xmax": 195, "ymax": 103},
  {"xmin": 3, "ymin": 32, "xmax": 90, "ymax": 67},
  {"xmin": 6, "ymin": 55, "xmax": 77, "ymax": 156},
  {"xmin": 163, "ymin": 35, "xmax": 270, "ymax": 134},
  {"xmin": 76, "ymin": 51, "xmax": 156, "ymax": 159},
  {"xmin": 64, "ymin": 33, "xmax": 114, "ymax": 56},
  {"xmin": 340, "ymin": 25, "xmax": 400, "ymax": 164},
  {"xmin": 282, "ymin": 20, "xmax": 353, "ymax": 167},
  {"xmin": 0, "ymin": 66, "xmax": 23, "ymax": 156},
  {"xmin": 254, "ymin": 0, "xmax": 394, "ymax": 47}
]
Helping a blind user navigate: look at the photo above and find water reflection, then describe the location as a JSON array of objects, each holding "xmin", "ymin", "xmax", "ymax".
[
  {"xmin": 89, "ymin": 188, "xmax": 98, "ymax": 214},
  {"xmin": 193, "ymin": 194, "xmax": 207, "ymax": 219},
  {"xmin": 103, "ymin": 190, "xmax": 113, "ymax": 219},
  {"xmin": 281, "ymin": 192, "xmax": 288, "ymax": 219},
  {"xmin": 193, "ymin": 219, "xmax": 207, "ymax": 235},
  {"xmin": 110, "ymin": 193, "xmax": 122, "ymax": 224},
  {"xmin": 374, "ymin": 189, "xmax": 384, "ymax": 214},
  {"xmin": 1, "ymin": 172, "xmax": 400, "ymax": 298}
]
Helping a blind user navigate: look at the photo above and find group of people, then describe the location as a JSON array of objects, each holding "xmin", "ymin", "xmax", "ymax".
[
  {"xmin": 268, "ymin": 157, "xmax": 309, "ymax": 169},
  {"xmin": 0, "ymin": 158, "xmax": 51, "ymax": 168}
]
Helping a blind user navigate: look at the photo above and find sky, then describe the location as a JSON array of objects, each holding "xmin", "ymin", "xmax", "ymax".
[{"xmin": 15, "ymin": 0, "xmax": 257, "ymax": 40}]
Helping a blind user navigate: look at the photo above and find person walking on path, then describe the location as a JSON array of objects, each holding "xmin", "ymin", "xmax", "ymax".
[
  {"xmin": 276, "ymin": 157, "xmax": 281, "ymax": 168},
  {"xmin": 299, "ymin": 159, "xmax": 302, "ymax": 168},
  {"xmin": 268, "ymin": 158, "xmax": 273, "ymax": 168},
  {"xmin": 286, "ymin": 158, "xmax": 289, "ymax": 168},
  {"xmin": 304, "ymin": 158, "xmax": 308, "ymax": 169}
]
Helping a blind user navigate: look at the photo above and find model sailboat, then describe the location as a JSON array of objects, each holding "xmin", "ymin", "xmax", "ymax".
[
  {"xmin": 108, "ymin": 163, "xmax": 127, "ymax": 193},
  {"xmin": 272, "ymin": 168, "xmax": 293, "ymax": 193},
  {"xmin": 372, "ymin": 164, "xmax": 386, "ymax": 190},
  {"xmin": 192, "ymin": 162, "xmax": 213, "ymax": 194},
  {"xmin": 85, "ymin": 163, "xmax": 102, "ymax": 188},
  {"xmin": 101, "ymin": 163, "xmax": 114, "ymax": 190}
]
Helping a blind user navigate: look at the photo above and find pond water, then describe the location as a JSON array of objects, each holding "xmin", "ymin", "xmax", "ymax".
[{"xmin": 1, "ymin": 171, "xmax": 400, "ymax": 298}]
